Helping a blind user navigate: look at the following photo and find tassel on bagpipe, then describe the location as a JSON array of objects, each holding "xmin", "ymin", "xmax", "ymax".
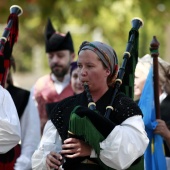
[{"xmin": 0, "ymin": 5, "xmax": 23, "ymax": 87}]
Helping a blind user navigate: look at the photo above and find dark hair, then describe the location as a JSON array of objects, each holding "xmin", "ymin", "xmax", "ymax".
[{"xmin": 70, "ymin": 61, "xmax": 78, "ymax": 76}]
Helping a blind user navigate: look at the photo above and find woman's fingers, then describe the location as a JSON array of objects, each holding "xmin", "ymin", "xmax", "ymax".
[{"xmin": 46, "ymin": 152, "xmax": 62, "ymax": 169}]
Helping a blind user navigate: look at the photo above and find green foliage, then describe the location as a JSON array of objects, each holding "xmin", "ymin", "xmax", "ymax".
[{"xmin": 0, "ymin": 0, "xmax": 170, "ymax": 72}]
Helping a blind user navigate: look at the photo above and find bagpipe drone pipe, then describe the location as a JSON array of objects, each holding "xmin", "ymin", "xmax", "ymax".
[
  {"xmin": 0, "ymin": 5, "xmax": 23, "ymax": 170},
  {"xmin": 0, "ymin": 5, "xmax": 23, "ymax": 87},
  {"xmin": 68, "ymin": 18, "xmax": 144, "ymax": 170}
]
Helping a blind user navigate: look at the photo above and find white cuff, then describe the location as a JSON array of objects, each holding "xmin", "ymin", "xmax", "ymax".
[{"xmin": 90, "ymin": 149, "xmax": 97, "ymax": 158}]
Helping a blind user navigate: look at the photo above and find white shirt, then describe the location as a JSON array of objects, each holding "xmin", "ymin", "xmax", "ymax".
[
  {"xmin": 159, "ymin": 91, "xmax": 167, "ymax": 103},
  {"xmin": 51, "ymin": 73, "xmax": 71, "ymax": 94},
  {"xmin": 32, "ymin": 115, "xmax": 149, "ymax": 170},
  {"xmin": 14, "ymin": 88, "xmax": 41, "ymax": 170},
  {"xmin": 0, "ymin": 85, "xmax": 21, "ymax": 153}
]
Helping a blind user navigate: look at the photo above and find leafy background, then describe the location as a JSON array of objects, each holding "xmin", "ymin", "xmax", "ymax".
[{"xmin": 0, "ymin": 0, "xmax": 169, "ymax": 89}]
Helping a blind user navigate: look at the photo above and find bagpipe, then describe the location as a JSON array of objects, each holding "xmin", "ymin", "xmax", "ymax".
[
  {"xmin": 0, "ymin": 5, "xmax": 23, "ymax": 170},
  {"xmin": 0, "ymin": 5, "xmax": 23, "ymax": 87},
  {"xmin": 68, "ymin": 18, "xmax": 144, "ymax": 170}
]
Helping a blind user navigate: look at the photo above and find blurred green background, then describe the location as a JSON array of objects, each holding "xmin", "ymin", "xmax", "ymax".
[{"xmin": 0, "ymin": 0, "xmax": 170, "ymax": 89}]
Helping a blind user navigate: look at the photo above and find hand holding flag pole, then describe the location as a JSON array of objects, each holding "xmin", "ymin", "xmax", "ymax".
[{"xmin": 138, "ymin": 36, "xmax": 167, "ymax": 170}]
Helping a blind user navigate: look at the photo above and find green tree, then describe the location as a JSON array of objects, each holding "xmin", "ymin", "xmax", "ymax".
[{"xmin": 0, "ymin": 0, "xmax": 169, "ymax": 73}]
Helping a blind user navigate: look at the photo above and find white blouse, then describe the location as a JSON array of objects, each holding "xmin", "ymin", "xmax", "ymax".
[
  {"xmin": 32, "ymin": 115, "xmax": 149, "ymax": 170},
  {"xmin": 0, "ymin": 85, "xmax": 21, "ymax": 153}
]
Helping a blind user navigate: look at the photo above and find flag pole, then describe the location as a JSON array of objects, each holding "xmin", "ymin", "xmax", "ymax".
[{"xmin": 150, "ymin": 36, "xmax": 160, "ymax": 119}]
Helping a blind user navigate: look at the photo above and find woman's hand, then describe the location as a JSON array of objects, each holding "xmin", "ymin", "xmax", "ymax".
[
  {"xmin": 46, "ymin": 151, "xmax": 63, "ymax": 170},
  {"xmin": 60, "ymin": 138, "xmax": 92, "ymax": 158}
]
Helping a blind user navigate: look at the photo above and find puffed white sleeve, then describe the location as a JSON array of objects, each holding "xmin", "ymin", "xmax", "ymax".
[
  {"xmin": 99, "ymin": 115, "xmax": 149, "ymax": 170},
  {"xmin": 0, "ymin": 85, "xmax": 21, "ymax": 153},
  {"xmin": 32, "ymin": 120, "xmax": 62, "ymax": 170}
]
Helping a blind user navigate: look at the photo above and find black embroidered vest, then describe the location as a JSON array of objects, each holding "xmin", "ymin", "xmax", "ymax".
[{"xmin": 50, "ymin": 88, "xmax": 143, "ymax": 169}]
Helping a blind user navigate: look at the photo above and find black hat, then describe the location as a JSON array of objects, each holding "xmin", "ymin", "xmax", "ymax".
[{"xmin": 45, "ymin": 18, "xmax": 74, "ymax": 53}]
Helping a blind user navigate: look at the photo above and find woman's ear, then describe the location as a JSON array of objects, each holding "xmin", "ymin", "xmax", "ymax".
[{"xmin": 106, "ymin": 69, "xmax": 111, "ymax": 76}]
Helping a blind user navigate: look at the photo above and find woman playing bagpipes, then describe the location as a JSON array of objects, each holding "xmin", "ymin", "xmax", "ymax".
[{"xmin": 32, "ymin": 40, "xmax": 149, "ymax": 170}]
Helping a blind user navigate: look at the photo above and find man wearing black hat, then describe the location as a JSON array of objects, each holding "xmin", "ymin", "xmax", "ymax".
[{"xmin": 33, "ymin": 18, "xmax": 75, "ymax": 134}]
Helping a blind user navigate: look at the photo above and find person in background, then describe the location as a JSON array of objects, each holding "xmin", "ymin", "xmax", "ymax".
[
  {"xmin": 2, "ymin": 55, "xmax": 41, "ymax": 170},
  {"xmin": 134, "ymin": 54, "xmax": 170, "ymax": 168},
  {"xmin": 33, "ymin": 18, "xmax": 75, "ymax": 134},
  {"xmin": 32, "ymin": 41, "xmax": 149, "ymax": 170},
  {"xmin": 45, "ymin": 61, "xmax": 84, "ymax": 119},
  {"xmin": 70, "ymin": 61, "xmax": 84, "ymax": 95}
]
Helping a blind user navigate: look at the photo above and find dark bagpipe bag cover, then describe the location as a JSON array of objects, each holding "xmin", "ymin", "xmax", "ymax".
[{"xmin": 69, "ymin": 105, "xmax": 144, "ymax": 170}]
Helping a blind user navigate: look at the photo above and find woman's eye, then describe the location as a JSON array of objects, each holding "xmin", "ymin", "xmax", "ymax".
[{"xmin": 73, "ymin": 74, "xmax": 78, "ymax": 78}]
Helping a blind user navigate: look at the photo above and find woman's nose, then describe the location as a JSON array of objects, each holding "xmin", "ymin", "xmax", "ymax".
[{"xmin": 80, "ymin": 67, "xmax": 87, "ymax": 76}]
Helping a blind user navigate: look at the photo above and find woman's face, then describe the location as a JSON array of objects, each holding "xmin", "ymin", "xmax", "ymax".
[
  {"xmin": 77, "ymin": 50, "xmax": 110, "ymax": 92},
  {"xmin": 134, "ymin": 68, "xmax": 148, "ymax": 100},
  {"xmin": 71, "ymin": 68, "xmax": 84, "ymax": 94}
]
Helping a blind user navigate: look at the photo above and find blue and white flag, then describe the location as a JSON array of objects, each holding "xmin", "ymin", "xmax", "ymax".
[{"xmin": 138, "ymin": 65, "xmax": 166, "ymax": 170}]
